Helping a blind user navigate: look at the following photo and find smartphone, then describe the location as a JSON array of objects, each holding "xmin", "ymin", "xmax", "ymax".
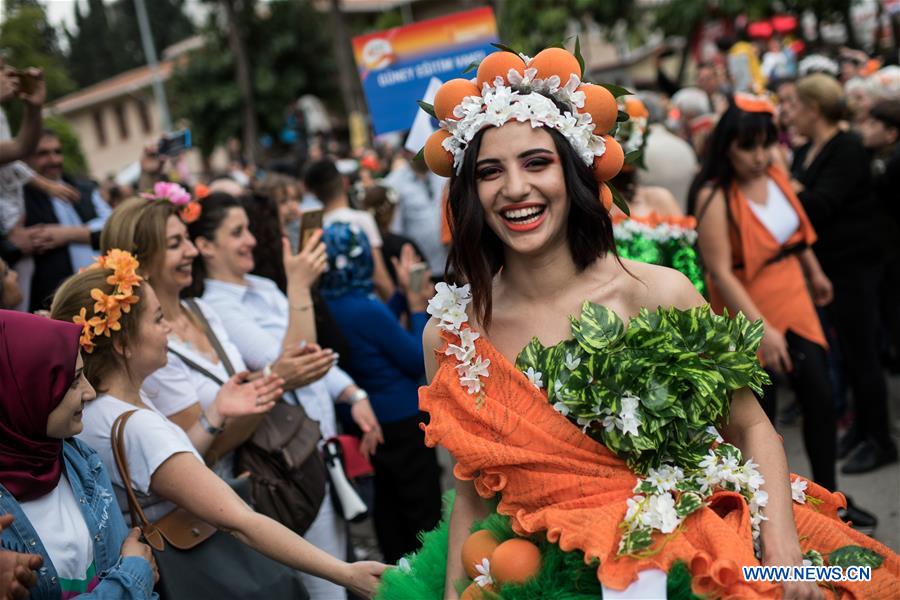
[
  {"xmin": 408, "ymin": 262, "xmax": 428, "ymax": 293},
  {"xmin": 12, "ymin": 70, "xmax": 38, "ymax": 95},
  {"xmin": 298, "ymin": 208, "xmax": 324, "ymax": 253},
  {"xmin": 158, "ymin": 129, "xmax": 192, "ymax": 157}
]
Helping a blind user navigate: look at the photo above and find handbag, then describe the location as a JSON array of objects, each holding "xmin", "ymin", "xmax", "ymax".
[
  {"xmin": 323, "ymin": 436, "xmax": 369, "ymax": 522},
  {"xmin": 171, "ymin": 298, "xmax": 327, "ymax": 535},
  {"xmin": 110, "ymin": 410, "xmax": 308, "ymax": 600}
]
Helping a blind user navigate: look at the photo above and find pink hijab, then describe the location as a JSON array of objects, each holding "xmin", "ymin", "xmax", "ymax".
[{"xmin": 0, "ymin": 310, "xmax": 82, "ymax": 501}]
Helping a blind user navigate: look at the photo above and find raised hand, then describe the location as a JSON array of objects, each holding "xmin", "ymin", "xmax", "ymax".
[{"xmin": 284, "ymin": 230, "xmax": 327, "ymax": 289}]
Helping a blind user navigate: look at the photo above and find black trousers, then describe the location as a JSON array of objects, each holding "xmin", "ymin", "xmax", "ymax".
[
  {"xmin": 370, "ymin": 413, "xmax": 443, "ymax": 564},
  {"xmin": 826, "ymin": 264, "xmax": 893, "ymax": 448},
  {"xmin": 759, "ymin": 331, "xmax": 837, "ymax": 491}
]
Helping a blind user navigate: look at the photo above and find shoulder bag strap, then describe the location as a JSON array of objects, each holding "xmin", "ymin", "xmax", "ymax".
[
  {"xmin": 110, "ymin": 410, "xmax": 164, "ymax": 548},
  {"xmin": 183, "ymin": 298, "xmax": 236, "ymax": 377},
  {"xmin": 168, "ymin": 346, "xmax": 225, "ymax": 386}
]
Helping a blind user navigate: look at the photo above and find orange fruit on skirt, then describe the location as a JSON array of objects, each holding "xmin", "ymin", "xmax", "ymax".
[
  {"xmin": 579, "ymin": 84, "xmax": 618, "ymax": 134},
  {"xmin": 424, "ymin": 130, "xmax": 454, "ymax": 177},
  {"xmin": 477, "ymin": 51, "xmax": 526, "ymax": 89},
  {"xmin": 434, "ymin": 79, "xmax": 481, "ymax": 121},
  {"xmin": 461, "ymin": 530, "xmax": 500, "ymax": 579},
  {"xmin": 529, "ymin": 47, "xmax": 582, "ymax": 83},
  {"xmin": 624, "ymin": 96, "xmax": 649, "ymax": 119},
  {"xmin": 490, "ymin": 538, "xmax": 542, "ymax": 584},
  {"xmin": 593, "ymin": 135, "xmax": 625, "ymax": 181},
  {"xmin": 599, "ymin": 182, "xmax": 613, "ymax": 211},
  {"xmin": 460, "ymin": 583, "xmax": 492, "ymax": 600}
]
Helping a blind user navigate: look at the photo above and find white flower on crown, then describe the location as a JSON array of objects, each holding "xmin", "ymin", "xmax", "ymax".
[{"xmin": 441, "ymin": 72, "xmax": 605, "ymax": 174}]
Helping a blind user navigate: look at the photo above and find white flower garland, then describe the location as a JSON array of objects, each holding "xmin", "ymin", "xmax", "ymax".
[
  {"xmin": 613, "ymin": 218, "xmax": 698, "ymax": 245},
  {"xmin": 427, "ymin": 282, "xmax": 491, "ymax": 403},
  {"xmin": 621, "ymin": 441, "xmax": 769, "ymax": 556},
  {"xmin": 442, "ymin": 69, "xmax": 606, "ymax": 174}
]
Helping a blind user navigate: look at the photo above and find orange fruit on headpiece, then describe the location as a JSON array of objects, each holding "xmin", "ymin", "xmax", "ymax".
[
  {"xmin": 461, "ymin": 530, "xmax": 500, "ymax": 579},
  {"xmin": 460, "ymin": 583, "xmax": 492, "ymax": 600},
  {"xmin": 434, "ymin": 78, "xmax": 480, "ymax": 121},
  {"xmin": 624, "ymin": 96, "xmax": 649, "ymax": 119},
  {"xmin": 424, "ymin": 130, "xmax": 454, "ymax": 178},
  {"xmin": 477, "ymin": 51, "xmax": 526, "ymax": 90},
  {"xmin": 599, "ymin": 182, "xmax": 613, "ymax": 211},
  {"xmin": 592, "ymin": 135, "xmax": 625, "ymax": 182},
  {"xmin": 528, "ymin": 47, "xmax": 582, "ymax": 83},
  {"xmin": 579, "ymin": 84, "xmax": 618, "ymax": 134},
  {"xmin": 490, "ymin": 538, "xmax": 542, "ymax": 584}
]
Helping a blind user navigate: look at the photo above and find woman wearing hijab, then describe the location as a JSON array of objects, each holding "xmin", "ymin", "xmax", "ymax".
[
  {"xmin": 0, "ymin": 310, "xmax": 158, "ymax": 599},
  {"xmin": 319, "ymin": 222, "xmax": 442, "ymax": 564}
]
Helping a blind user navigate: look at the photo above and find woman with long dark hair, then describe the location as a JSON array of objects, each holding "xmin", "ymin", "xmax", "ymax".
[
  {"xmin": 688, "ymin": 95, "xmax": 876, "ymax": 533},
  {"xmin": 378, "ymin": 49, "xmax": 898, "ymax": 600}
]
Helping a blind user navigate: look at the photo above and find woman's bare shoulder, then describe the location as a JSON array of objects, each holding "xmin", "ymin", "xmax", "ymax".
[
  {"xmin": 618, "ymin": 259, "xmax": 706, "ymax": 313},
  {"xmin": 643, "ymin": 186, "xmax": 684, "ymax": 217}
]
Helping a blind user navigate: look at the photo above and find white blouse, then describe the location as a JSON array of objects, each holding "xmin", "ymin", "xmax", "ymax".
[{"xmin": 748, "ymin": 179, "xmax": 800, "ymax": 245}]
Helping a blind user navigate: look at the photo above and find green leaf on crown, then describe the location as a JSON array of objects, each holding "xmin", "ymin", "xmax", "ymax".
[
  {"xmin": 515, "ymin": 336, "xmax": 547, "ymax": 377},
  {"xmin": 417, "ymin": 101, "xmax": 436, "ymax": 119},
  {"xmin": 600, "ymin": 83, "xmax": 634, "ymax": 98},
  {"xmin": 803, "ymin": 549, "xmax": 825, "ymax": 567},
  {"xmin": 462, "ymin": 60, "xmax": 480, "ymax": 75},
  {"xmin": 620, "ymin": 529, "xmax": 653, "ymax": 555},
  {"xmin": 828, "ymin": 546, "xmax": 884, "ymax": 569}
]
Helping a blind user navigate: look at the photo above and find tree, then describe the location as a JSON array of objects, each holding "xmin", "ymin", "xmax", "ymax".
[
  {"xmin": 0, "ymin": 3, "xmax": 75, "ymax": 129},
  {"xmin": 498, "ymin": 0, "xmax": 635, "ymax": 56},
  {"xmin": 65, "ymin": 0, "xmax": 196, "ymax": 88},
  {"xmin": 169, "ymin": 1, "xmax": 339, "ymax": 160}
]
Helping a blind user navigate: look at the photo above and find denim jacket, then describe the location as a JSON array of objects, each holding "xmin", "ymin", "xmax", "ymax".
[{"xmin": 0, "ymin": 439, "xmax": 156, "ymax": 599}]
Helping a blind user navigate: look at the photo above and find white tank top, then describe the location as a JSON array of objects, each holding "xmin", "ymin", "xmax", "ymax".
[{"xmin": 748, "ymin": 178, "xmax": 800, "ymax": 245}]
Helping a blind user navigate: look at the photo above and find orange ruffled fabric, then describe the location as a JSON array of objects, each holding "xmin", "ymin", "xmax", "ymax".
[{"xmin": 420, "ymin": 330, "xmax": 900, "ymax": 599}]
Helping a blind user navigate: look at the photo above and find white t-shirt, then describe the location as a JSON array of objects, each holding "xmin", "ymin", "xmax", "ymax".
[
  {"xmin": 142, "ymin": 299, "xmax": 246, "ymax": 478},
  {"xmin": 78, "ymin": 393, "xmax": 204, "ymax": 523},
  {"xmin": 143, "ymin": 299, "xmax": 247, "ymax": 416},
  {"xmin": 19, "ymin": 474, "xmax": 95, "ymax": 586},
  {"xmin": 323, "ymin": 206, "xmax": 383, "ymax": 248},
  {"xmin": 748, "ymin": 179, "xmax": 800, "ymax": 245}
]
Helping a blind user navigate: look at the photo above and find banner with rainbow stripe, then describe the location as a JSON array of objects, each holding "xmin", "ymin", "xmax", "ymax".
[{"xmin": 352, "ymin": 7, "xmax": 499, "ymax": 135}]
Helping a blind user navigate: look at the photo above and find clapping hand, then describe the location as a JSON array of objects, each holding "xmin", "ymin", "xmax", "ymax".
[
  {"xmin": 271, "ymin": 343, "xmax": 334, "ymax": 390},
  {"xmin": 215, "ymin": 371, "xmax": 283, "ymax": 418}
]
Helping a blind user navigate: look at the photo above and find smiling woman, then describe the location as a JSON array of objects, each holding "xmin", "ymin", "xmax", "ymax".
[
  {"xmin": 448, "ymin": 122, "xmax": 616, "ymax": 329},
  {"xmin": 376, "ymin": 47, "xmax": 900, "ymax": 600}
]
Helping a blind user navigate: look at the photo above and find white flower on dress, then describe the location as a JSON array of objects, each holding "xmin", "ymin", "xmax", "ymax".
[
  {"xmin": 473, "ymin": 558, "xmax": 493, "ymax": 587},
  {"xmin": 706, "ymin": 426, "xmax": 724, "ymax": 444},
  {"xmin": 563, "ymin": 352, "xmax": 581, "ymax": 371},
  {"xmin": 791, "ymin": 477, "xmax": 809, "ymax": 504},
  {"xmin": 644, "ymin": 464, "xmax": 685, "ymax": 494},
  {"xmin": 397, "ymin": 557, "xmax": 411, "ymax": 573},
  {"xmin": 524, "ymin": 367, "xmax": 543, "ymax": 390},
  {"xmin": 552, "ymin": 401, "xmax": 570, "ymax": 417}
]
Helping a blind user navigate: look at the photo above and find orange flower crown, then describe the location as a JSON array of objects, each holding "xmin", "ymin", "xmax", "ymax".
[
  {"xmin": 73, "ymin": 249, "xmax": 143, "ymax": 353},
  {"xmin": 140, "ymin": 182, "xmax": 202, "ymax": 224},
  {"xmin": 419, "ymin": 43, "xmax": 635, "ymax": 213}
]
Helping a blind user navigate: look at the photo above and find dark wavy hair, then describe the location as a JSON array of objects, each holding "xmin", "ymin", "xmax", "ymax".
[
  {"xmin": 687, "ymin": 103, "xmax": 778, "ymax": 217},
  {"xmin": 447, "ymin": 125, "xmax": 617, "ymax": 329},
  {"xmin": 242, "ymin": 191, "xmax": 288, "ymax": 292},
  {"xmin": 184, "ymin": 192, "xmax": 245, "ymax": 298}
]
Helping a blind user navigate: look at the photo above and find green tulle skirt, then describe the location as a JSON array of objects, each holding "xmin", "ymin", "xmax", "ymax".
[{"xmin": 376, "ymin": 492, "xmax": 699, "ymax": 599}]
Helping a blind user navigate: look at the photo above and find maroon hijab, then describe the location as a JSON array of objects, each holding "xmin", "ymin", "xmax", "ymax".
[{"xmin": 0, "ymin": 310, "xmax": 82, "ymax": 501}]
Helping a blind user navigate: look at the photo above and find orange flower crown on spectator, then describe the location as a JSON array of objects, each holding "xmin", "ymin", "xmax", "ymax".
[
  {"xmin": 419, "ymin": 43, "xmax": 635, "ymax": 212},
  {"xmin": 140, "ymin": 181, "xmax": 202, "ymax": 224},
  {"xmin": 734, "ymin": 92, "xmax": 776, "ymax": 115},
  {"xmin": 73, "ymin": 249, "xmax": 143, "ymax": 353}
]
